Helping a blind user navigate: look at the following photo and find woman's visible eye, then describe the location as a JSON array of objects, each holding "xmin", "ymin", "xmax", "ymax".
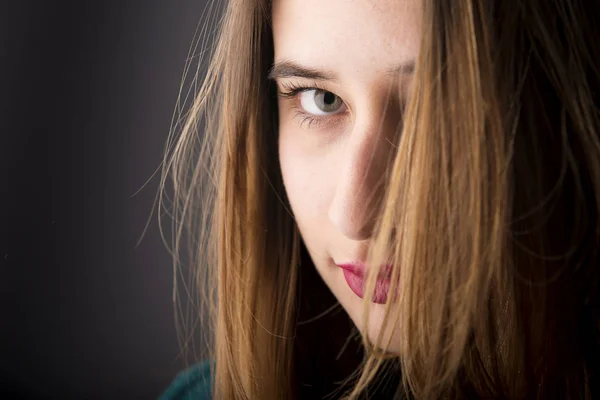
[
  {"xmin": 299, "ymin": 89, "xmax": 345, "ymax": 116},
  {"xmin": 277, "ymin": 82, "xmax": 347, "ymax": 129}
]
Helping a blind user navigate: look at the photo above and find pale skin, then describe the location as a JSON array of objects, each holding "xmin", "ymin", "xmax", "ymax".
[{"xmin": 272, "ymin": 0, "xmax": 421, "ymax": 353}]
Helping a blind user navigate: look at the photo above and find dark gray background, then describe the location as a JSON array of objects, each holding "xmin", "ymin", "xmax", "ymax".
[{"xmin": 1, "ymin": 1, "xmax": 211, "ymax": 398}]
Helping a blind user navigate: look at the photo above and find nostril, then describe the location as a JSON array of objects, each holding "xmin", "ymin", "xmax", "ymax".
[{"xmin": 351, "ymin": 224, "xmax": 376, "ymax": 241}]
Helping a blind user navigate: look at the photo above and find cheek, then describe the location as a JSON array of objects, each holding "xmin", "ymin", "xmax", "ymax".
[{"xmin": 278, "ymin": 129, "xmax": 333, "ymax": 231}]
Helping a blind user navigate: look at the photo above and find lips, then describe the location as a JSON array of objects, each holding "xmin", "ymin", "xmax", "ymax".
[{"xmin": 337, "ymin": 263, "xmax": 392, "ymax": 304}]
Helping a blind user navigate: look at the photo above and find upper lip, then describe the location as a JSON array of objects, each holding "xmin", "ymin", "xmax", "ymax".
[{"xmin": 336, "ymin": 262, "xmax": 393, "ymax": 279}]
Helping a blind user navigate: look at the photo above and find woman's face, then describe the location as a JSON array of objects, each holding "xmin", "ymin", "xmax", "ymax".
[{"xmin": 272, "ymin": 0, "xmax": 421, "ymax": 351}]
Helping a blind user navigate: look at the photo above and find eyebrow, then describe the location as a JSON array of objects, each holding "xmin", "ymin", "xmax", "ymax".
[{"xmin": 267, "ymin": 59, "xmax": 415, "ymax": 81}]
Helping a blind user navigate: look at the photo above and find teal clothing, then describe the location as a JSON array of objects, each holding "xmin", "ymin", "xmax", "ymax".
[
  {"xmin": 159, "ymin": 360, "xmax": 403, "ymax": 399},
  {"xmin": 160, "ymin": 361, "xmax": 212, "ymax": 400}
]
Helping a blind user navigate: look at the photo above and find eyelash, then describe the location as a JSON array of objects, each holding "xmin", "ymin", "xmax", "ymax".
[{"xmin": 277, "ymin": 81, "xmax": 344, "ymax": 129}]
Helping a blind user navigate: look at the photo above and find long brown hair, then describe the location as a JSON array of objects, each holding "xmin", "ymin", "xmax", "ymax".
[{"xmin": 159, "ymin": 0, "xmax": 600, "ymax": 398}]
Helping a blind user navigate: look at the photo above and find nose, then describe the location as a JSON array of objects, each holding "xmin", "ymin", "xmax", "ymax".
[{"xmin": 328, "ymin": 114, "xmax": 399, "ymax": 241}]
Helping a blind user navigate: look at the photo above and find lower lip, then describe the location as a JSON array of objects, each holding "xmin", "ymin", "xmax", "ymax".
[{"xmin": 342, "ymin": 269, "xmax": 390, "ymax": 304}]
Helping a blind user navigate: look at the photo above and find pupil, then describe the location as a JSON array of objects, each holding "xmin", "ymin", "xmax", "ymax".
[{"xmin": 323, "ymin": 92, "xmax": 335, "ymax": 105}]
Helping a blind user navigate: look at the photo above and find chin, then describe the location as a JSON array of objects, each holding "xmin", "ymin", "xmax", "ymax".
[
  {"xmin": 346, "ymin": 300, "xmax": 403, "ymax": 355},
  {"xmin": 365, "ymin": 316, "xmax": 403, "ymax": 355}
]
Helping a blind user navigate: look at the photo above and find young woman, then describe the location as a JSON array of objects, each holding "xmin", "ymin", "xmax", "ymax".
[{"xmin": 160, "ymin": 0, "xmax": 600, "ymax": 398}]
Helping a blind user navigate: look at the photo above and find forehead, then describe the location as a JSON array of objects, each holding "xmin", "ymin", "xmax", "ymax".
[{"xmin": 271, "ymin": 0, "xmax": 421, "ymax": 81}]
